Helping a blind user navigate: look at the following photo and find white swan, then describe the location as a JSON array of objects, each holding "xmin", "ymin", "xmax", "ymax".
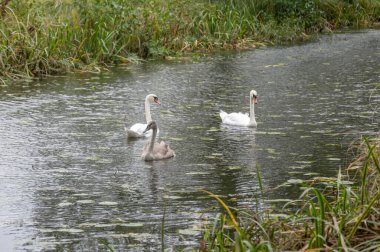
[
  {"xmin": 126, "ymin": 94, "xmax": 160, "ymax": 138},
  {"xmin": 141, "ymin": 121, "xmax": 175, "ymax": 161},
  {"xmin": 220, "ymin": 90, "xmax": 258, "ymax": 127}
]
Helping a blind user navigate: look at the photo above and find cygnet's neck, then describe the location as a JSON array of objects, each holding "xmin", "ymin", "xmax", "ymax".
[
  {"xmin": 145, "ymin": 97, "xmax": 152, "ymax": 123},
  {"xmin": 149, "ymin": 127, "xmax": 157, "ymax": 152}
]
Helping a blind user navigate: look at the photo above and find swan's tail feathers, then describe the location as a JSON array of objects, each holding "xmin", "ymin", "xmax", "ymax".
[
  {"xmin": 220, "ymin": 110, "xmax": 228, "ymax": 121},
  {"xmin": 126, "ymin": 129, "xmax": 143, "ymax": 138}
]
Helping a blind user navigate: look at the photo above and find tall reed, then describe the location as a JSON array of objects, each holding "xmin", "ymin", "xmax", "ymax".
[{"xmin": 200, "ymin": 136, "xmax": 380, "ymax": 251}]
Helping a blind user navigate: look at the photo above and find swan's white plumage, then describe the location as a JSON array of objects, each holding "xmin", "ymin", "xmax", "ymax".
[
  {"xmin": 220, "ymin": 89, "xmax": 258, "ymax": 127},
  {"xmin": 126, "ymin": 123, "xmax": 159, "ymax": 138},
  {"xmin": 126, "ymin": 94, "xmax": 160, "ymax": 138},
  {"xmin": 220, "ymin": 110, "xmax": 251, "ymax": 126}
]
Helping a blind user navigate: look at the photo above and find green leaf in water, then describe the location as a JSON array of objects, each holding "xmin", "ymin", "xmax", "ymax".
[
  {"xmin": 77, "ymin": 200, "xmax": 95, "ymax": 204},
  {"xmin": 163, "ymin": 195, "xmax": 182, "ymax": 200},
  {"xmin": 228, "ymin": 166, "xmax": 241, "ymax": 171},
  {"xmin": 200, "ymin": 137, "xmax": 215, "ymax": 141},
  {"xmin": 295, "ymin": 161, "xmax": 314, "ymax": 164},
  {"xmin": 300, "ymin": 135, "xmax": 312, "ymax": 138},
  {"xmin": 186, "ymin": 172, "xmax": 211, "ymax": 175},
  {"xmin": 204, "ymin": 155, "xmax": 222, "ymax": 159},
  {"xmin": 207, "ymin": 127, "xmax": 220, "ymax": 132},
  {"xmin": 288, "ymin": 171, "xmax": 303, "ymax": 175},
  {"xmin": 120, "ymin": 223, "xmax": 144, "ymax": 228},
  {"xmin": 327, "ymin": 157, "xmax": 341, "ymax": 161},
  {"xmin": 56, "ymin": 228, "xmax": 84, "ymax": 233},
  {"xmin": 98, "ymin": 201, "xmax": 118, "ymax": 206},
  {"xmin": 287, "ymin": 179, "xmax": 304, "ymax": 184},
  {"xmin": 289, "ymin": 165, "xmax": 308, "ymax": 169},
  {"xmin": 86, "ymin": 155, "xmax": 101, "ymax": 161},
  {"xmin": 58, "ymin": 202, "xmax": 74, "ymax": 207},
  {"xmin": 264, "ymin": 63, "xmax": 285, "ymax": 68},
  {"xmin": 304, "ymin": 172, "xmax": 319, "ymax": 176},
  {"xmin": 211, "ymin": 153, "xmax": 223, "ymax": 156}
]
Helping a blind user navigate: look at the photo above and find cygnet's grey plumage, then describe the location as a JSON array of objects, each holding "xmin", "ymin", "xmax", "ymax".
[{"xmin": 141, "ymin": 121, "xmax": 175, "ymax": 161}]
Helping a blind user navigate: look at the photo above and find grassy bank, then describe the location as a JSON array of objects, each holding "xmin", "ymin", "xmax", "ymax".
[
  {"xmin": 1, "ymin": 0, "xmax": 380, "ymax": 83},
  {"xmin": 199, "ymin": 136, "xmax": 380, "ymax": 251}
]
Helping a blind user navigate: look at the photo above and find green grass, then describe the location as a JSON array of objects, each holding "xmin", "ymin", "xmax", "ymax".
[
  {"xmin": 1, "ymin": 0, "xmax": 380, "ymax": 83},
  {"xmin": 200, "ymin": 136, "xmax": 380, "ymax": 251}
]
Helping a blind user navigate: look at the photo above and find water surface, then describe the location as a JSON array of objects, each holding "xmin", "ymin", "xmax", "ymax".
[{"xmin": 0, "ymin": 30, "xmax": 379, "ymax": 251}]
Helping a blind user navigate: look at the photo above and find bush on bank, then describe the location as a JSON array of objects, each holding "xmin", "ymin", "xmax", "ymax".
[{"xmin": 0, "ymin": 0, "xmax": 379, "ymax": 82}]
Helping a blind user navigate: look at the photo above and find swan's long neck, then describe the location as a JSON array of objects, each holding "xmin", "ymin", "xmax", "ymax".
[
  {"xmin": 249, "ymin": 100, "xmax": 256, "ymax": 125},
  {"xmin": 145, "ymin": 98, "xmax": 152, "ymax": 123},
  {"xmin": 149, "ymin": 127, "xmax": 157, "ymax": 153}
]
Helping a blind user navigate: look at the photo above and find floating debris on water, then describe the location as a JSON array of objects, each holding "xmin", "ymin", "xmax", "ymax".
[
  {"xmin": 200, "ymin": 137, "xmax": 216, "ymax": 141},
  {"xmin": 211, "ymin": 153, "xmax": 223, "ymax": 156},
  {"xmin": 228, "ymin": 166, "xmax": 242, "ymax": 171},
  {"xmin": 119, "ymin": 223, "xmax": 144, "ymax": 228},
  {"xmin": 304, "ymin": 172, "xmax": 319, "ymax": 176},
  {"xmin": 58, "ymin": 202, "xmax": 74, "ymax": 207},
  {"xmin": 207, "ymin": 127, "xmax": 221, "ymax": 132},
  {"xmin": 287, "ymin": 179, "xmax": 304, "ymax": 184},
  {"xmin": 98, "ymin": 201, "xmax": 118, "ymax": 206},
  {"xmin": 186, "ymin": 172, "xmax": 211, "ymax": 175},
  {"xmin": 204, "ymin": 155, "xmax": 223, "ymax": 160},
  {"xmin": 327, "ymin": 157, "xmax": 341, "ymax": 161},
  {"xmin": 55, "ymin": 228, "xmax": 84, "ymax": 233},
  {"xmin": 264, "ymin": 63, "xmax": 285, "ymax": 68},
  {"xmin": 163, "ymin": 195, "xmax": 182, "ymax": 200},
  {"xmin": 289, "ymin": 165, "xmax": 308, "ymax": 170},
  {"xmin": 264, "ymin": 198, "xmax": 293, "ymax": 203},
  {"xmin": 288, "ymin": 171, "xmax": 303, "ymax": 175},
  {"xmin": 77, "ymin": 200, "xmax": 95, "ymax": 204},
  {"xmin": 300, "ymin": 135, "xmax": 312, "ymax": 138},
  {"xmin": 295, "ymin": 161, "xmax": 314, "ymax": 164}
]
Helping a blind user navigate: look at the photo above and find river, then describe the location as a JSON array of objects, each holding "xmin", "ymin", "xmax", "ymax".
[{"xmin": 0, "ymin": 30, "xmax": 379, "ymax": 251}]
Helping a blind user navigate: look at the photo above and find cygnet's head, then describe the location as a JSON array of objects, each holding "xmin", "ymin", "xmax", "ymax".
[
  {"xmin": 146, "ymin": 94, "xmax": 161, "ymax": 105},
  {"xmin": 143, "ymin": 120, "xmax": 157, "ymax": 133},
  {"xmin": 250, "ymin": 90, "xmax": 258, "ymax": 104}
]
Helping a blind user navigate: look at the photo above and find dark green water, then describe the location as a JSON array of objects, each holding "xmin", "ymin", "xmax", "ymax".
[{"xmin": 0, "ymin": 30, "xmax": 379, "ymax": 251}]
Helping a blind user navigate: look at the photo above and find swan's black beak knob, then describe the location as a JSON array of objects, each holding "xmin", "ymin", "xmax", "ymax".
[{"xmin": 252, "ymin": 96, "xmax": 258, "ymax": 104}]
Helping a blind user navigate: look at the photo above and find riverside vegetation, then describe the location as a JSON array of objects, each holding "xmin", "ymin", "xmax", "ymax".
[
  {"xmin": 1, "ymin": 1, "xmax": 379, "ymax": 250},
  {"xmin": 199, "ymin": 137, "xmax": 380, "ymax": 251},
  {"xmin": 1, "ymin": 0, "xmax": 380, "ymax": 83}
]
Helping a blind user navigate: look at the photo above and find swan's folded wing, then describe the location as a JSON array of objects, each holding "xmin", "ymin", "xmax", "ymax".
[
  {"xmin": 126, "ymin": 129, "xmax": 143, "ymax": 138},
  {"xmin": 221, "ymin": 112, "xmax": 250, "ymax": 126},
  {"xmin": 152, "ymin": 141, "xmax": 175, "ymax": 159},
  {"xmin": 126, "ymin": 123, "xmax": 159, "ymax": 138},
  {"xmin": 126, "ymin": 123, "xmax": 146, "ymax": 138},
  {"xmin": 220, "ymin": 110, "xmax": 228, "ymax": 120}
]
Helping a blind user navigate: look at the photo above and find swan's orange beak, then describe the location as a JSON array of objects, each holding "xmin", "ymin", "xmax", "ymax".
[
  {"xmin": 252, "ymin": 96, "xmax": 257, "ymax": 104},
  {"xmin": 155, "ymin": 98, "xmax": 161, "ymax": 105}
]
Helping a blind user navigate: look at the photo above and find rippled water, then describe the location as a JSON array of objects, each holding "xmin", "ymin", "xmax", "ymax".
[{"xmin": 0, "ymin": 30, "xmax": 379, "ymax": 251}]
